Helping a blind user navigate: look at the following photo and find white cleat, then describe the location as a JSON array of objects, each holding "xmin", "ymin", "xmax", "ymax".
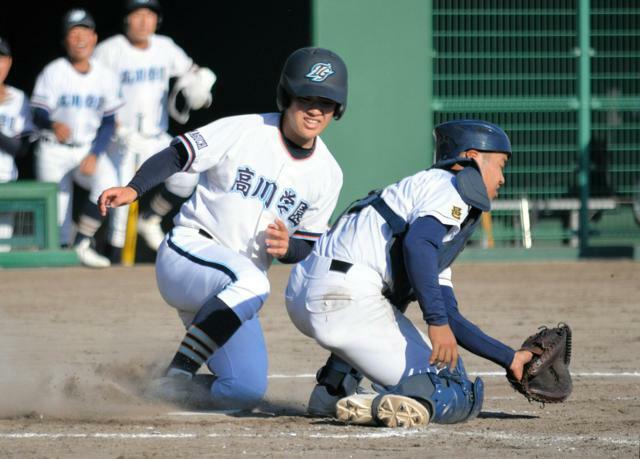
[
  {"xmin": 137, "ymin": 215, "xmax": 165, "ymax": 251},
  {"xmin": 336, "ymin": 393, "xmax": 430, "ymax": 428},
  {"xmin": 336, "ymin": 393, "xmax": 377, "ymax": 425},
  {"xmin": 375, "ymin": 394, "xmax": 430, "ymax": 428},
  {"xmin": 74, "ymin": 238, "xmax": 111, "ymax": 268}
]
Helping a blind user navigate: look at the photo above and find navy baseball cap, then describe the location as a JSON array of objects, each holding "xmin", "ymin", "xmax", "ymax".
[
  {"xmin": 62, "ymin": 9, "xmax": 96, "ymax": 34},
  {"xmin": 0, "ymin": 37, "xmax": 11, "ymax": 56}
]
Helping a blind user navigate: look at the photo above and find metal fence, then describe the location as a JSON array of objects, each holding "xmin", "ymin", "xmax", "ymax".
[{"xmin": 431, "ymin": 0, "xmax": 640, "ymax": 249}]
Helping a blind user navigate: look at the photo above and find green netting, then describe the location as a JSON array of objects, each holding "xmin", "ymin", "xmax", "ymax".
[{"xmin": 432, "ymin": 0, "xmax": 640, "ymax": 246}]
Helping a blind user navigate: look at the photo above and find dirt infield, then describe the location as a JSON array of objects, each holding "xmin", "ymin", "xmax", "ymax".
[{"xmin": 0, "ymin": 261, "xmax": 638, "ymax": 458}]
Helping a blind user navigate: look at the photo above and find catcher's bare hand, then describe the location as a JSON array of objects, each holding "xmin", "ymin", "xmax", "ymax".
[
  {"xmin": 98, "ymin": 186, "xmax": 138, "ymax": 216},
  {"xmin": 265, "ymin": 218, "xmax": 289, "ymax": 258},
  {"xmin": 428, "ymin": 324, "xmax": 458, "ymax": 371},
  {"xmin": 509, "ymin": 349, "xmax": 533, "ymax": 381}
]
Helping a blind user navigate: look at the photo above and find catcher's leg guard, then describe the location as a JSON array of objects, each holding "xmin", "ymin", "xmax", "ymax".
[
  {"xmin": 309, "ymin": 353, "xmax": 364, "ymax": 416},
  {"xmin": 390, "ymin": 370, "xmax": 484, "ymax": 424},
  {"xmin": 316, "ymin": 353, "xmax": 363, "ymax": 397}
]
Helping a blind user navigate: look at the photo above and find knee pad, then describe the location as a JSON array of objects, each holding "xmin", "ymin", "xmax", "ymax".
[{"xmin": 391, "ymin": 371, "xmax": 484, "ymax": 424}]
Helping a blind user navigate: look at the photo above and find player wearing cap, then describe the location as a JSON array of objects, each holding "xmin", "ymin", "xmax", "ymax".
[
  {"xmin": 0, "ymin": 37, "xmax": 35, "ymax": 251},
  {"xmin": 72, "ymin": 0, "xmax": 217, "ymax": 267},
  {"xmin": 285, "ymin": 120, "xmax": 534, "ymax": 427},
  {"xmin": 98, "ymin": 47, "xmax": 347, "ymax": 409},
  {"xmin": 31, "ymin": 9, "xmax": 122, "ymax": 250}
]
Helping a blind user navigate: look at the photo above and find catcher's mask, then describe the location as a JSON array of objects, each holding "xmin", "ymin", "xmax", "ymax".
[
  {"xmin": 276, "ymin": 47, "xmax": 348, "ymax": 120},
  {"xmin": 434, "ymin": 119, "xmax": 512, "ymax": 162}
]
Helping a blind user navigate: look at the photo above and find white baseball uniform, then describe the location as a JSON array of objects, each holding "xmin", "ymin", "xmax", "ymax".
[
  {"xmin": 31, "ymin": 57, "xmax": 121, "ymax": 245},
  {"xmin": 0, "ymin": 84, "xmax": 34, "ymax": 250},
  {"xmin": 154, "ymin": 112, "xmax": 342, "ymax": 404},
  {"xmin": 285, "ymin": 168, "xmax": 468, "ymax": 387},
  {"xmin": 90, "ymin": 34, "xmax": 198, "ymax": 247},
  {"xmin": 0, "ymin": 85, "xmax": 32, "ymax": 182}
]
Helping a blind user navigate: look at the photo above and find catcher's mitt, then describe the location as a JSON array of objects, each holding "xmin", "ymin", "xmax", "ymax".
[{"xmin": 508, "ymin": 323, "xmax": 572, "ymax": 403}]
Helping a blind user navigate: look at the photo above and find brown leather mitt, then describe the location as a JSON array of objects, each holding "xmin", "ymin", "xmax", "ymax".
[{"xmin": 507, "ymin": 323, "xmax": 573, "ymax": 403}]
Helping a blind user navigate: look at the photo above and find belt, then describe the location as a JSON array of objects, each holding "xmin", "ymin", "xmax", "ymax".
[
  {"xmin": 329, "ymin": 259, "xmax": 352, "ymax": 274},
  {"xmin": 41, "ymin": 136, "xmax": 87, "ymax": 148},
  {"xmin": 198, "ymin": 228, "xmax": 213, "ymax": 239}
]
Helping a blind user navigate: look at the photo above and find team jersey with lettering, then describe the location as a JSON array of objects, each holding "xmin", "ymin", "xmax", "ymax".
[
  {"xmin": 315, "ymin": 168, "xmax": 470, "ymax": 285},
  {"xmin": 95, "ymin": 34, "xmax": 193, "ymax": 136},
  {"xmin": 31, "ymin": 58, "xmax": 122, "ymax": 146},
  {"xmin": 0, "ymin": 85, "xmax": 33, "ymax": 182},
  {"xmin": 173, "ymin": 112, "xmax": 343, "ymax": 272}
]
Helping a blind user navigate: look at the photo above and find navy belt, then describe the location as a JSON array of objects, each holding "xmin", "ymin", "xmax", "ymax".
[{"xmin": 329, "ymin": 259, "xmax": 352, "ymax": 274}]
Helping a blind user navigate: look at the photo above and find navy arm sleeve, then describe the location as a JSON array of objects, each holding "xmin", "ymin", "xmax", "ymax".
[
  {"xmin": 127, "ymin": 141, "xmax": 189, "ymax": 197},
  {"xmin": 90, "ymin": 114, "xmax": 115, "ymax": 155},
  {"xmin": 441, "ymin": 285, "xmax": 516, "ymax": 369},
  {"xmin": 403, "ymin": 215, "xmax": 449, "ymax": 326},
  {"xmin": 278, "ymin": 238, "xmax": 314, "ymax": 264},
  {"xmin": 32, "ymin": 107, "xmax": 52, "ymax": 130}
]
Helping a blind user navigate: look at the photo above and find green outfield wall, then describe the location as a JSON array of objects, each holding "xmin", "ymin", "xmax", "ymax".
[{"xmin": 312, "ymin": 0, "xmax": 432, "ymax": 214}]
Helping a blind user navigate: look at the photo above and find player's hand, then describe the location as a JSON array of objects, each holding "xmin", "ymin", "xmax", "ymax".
[
  {"xmin": 265, "ymin": 218, "xmax": 290, "ymax": 258},
  {"xmin": 98, "ymin": 186, "xmax": 138, "ymax": 216},
  {"xmin": 508, "ymin": 349, "xmax": 534, "ymax": 382},
  {"xmin": 52, "ymin": 122, "xmax": 72, "ymax": 143},
  {"xmin": 79, "ymin": 153, "xmax": 98, "ymax": 176},
  {"xmin": 428, "ymin": 324, "xmax": 459, "ymax": 371}
]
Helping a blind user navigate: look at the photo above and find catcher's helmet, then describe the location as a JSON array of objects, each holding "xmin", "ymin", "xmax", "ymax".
[
  {"xmin": 434, "ymin": 120, "xmax": 512, "ymax": 161},
  {"xmin": 276, "ymin": 47, "xmax": 348, "ymax": 120}
]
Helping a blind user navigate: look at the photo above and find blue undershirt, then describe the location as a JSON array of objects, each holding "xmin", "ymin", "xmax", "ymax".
[{"xmin": 403, "ymin": 215, "xmax": 515, "ymax": 369}]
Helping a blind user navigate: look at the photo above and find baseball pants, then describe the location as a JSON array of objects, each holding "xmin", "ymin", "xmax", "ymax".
[
  {"xmin": 286, "ymin": 253, "xmax": 459, "ymax": 388},
  {"xmin": 155, "ymin": 225, "xmax": 270, "ymax": 408},
  {"xmin": 35, "ymin": 139, "xmax": 94, "ymax": 246}
]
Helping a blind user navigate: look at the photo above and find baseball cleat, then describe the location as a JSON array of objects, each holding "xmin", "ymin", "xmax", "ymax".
[
  {"xmin": 308, "ymin": 384, "xmax": 378, "ymax": 418},
  {"xmin": 336, "ymin": 394, "xmax": 430, "ymax": 428},
  {"xmin": 336, "ymin": 393, "xmax": 377, "ymax": 425},
  {"xmin": 137, "ymin": 214, "xmax": 165, "ymax": 251},
  {"xmin": 374, "ymin": 394, "xmax": 430, "ymax": 428},
  {"xmin": 74, "ymin": 238, "xmax": 111, "ymax": 268}
]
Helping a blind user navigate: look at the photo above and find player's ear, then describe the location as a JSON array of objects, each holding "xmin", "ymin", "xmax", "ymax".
[{"xmin": 463, "ymin": 149, "xmax": 481, "ymax": 160}]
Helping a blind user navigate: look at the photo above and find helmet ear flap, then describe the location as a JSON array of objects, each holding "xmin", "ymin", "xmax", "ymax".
[{"xmin": 276, "ymin": 85, "xmax": 290, "ymax": 112}]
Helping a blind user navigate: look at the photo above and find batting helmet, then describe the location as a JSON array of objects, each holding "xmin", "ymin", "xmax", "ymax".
[
  {"xmin": 434, "ymin": 120, "xmax": 512, "ymax": 161},
  {"xmin": 276, "ymin": 47, "xmax": 348, "ymax": 120}
]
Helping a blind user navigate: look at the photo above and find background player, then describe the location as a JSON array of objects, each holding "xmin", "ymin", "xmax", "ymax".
[
  {"xmin": 97, "ymin": 47, "xmax": 347, "ymax": 410},
  {"xmin": 31, "ymin": 9, "xmax": 121, "ymax": 250},
  {"xmin": 0, "ymin": 37, "xmax": 34, "ymax": 251},
  {"xmin": 73, "ymin": 0, "xmax": 217, "ymax": 266},
  {"xmin": 285, "ymin": 120, "xmax": 534, "ymax": 427}
]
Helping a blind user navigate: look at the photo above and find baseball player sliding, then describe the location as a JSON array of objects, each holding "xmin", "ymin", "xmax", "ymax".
[
  {"xmin": 0, "ymin": 37, "xmax": 34, "ymax": 251},
  {"xmin": 31, "ymin": 9, "xmax": 122, "ymax": 249},
  {"xmin": 285, "ymin": 120, "xmax": 534, "ymax": 427},
  {"xmin": 73, "ymin": 0, "xmax": 216, "ymax": 267},
  {"xmin": 98, "ymin": 47, "xmax": 347, "ymax": 410}
]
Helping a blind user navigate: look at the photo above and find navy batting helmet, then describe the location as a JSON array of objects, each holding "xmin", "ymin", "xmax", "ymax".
[
  {"xmin": 434, "ymin": 120, "xmax": 512, "ymax": 161},
  {"xmin": 276, "ymin": 47, "xmax": 348, "ymax": 120}
]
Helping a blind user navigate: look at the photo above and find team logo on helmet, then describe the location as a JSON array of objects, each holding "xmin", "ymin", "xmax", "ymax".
[
  {"xmin": 69, "ymin": 9, "xmax": 87, "ymax": 22},
  {"xmin": 305, "ymin": 63, "xmax": 335, "ymax": 82}
]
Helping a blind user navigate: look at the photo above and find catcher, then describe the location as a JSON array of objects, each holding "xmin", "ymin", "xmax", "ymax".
[{"xmin": 285, "ymin": 120, "xmax": 572, "ymax": 428}]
